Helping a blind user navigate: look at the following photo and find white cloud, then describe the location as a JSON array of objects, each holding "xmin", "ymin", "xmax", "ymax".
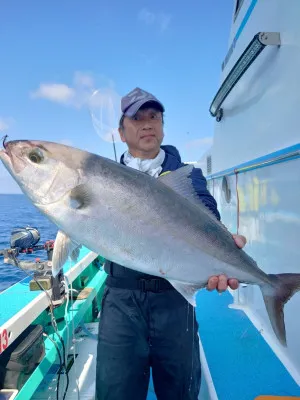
[
  {"xmin": 138, "ymin": 8, "xmax": 171, "ymax": 32},
  {"xmin": 185, "ymin": 136, "xmax": 213, "ymax": 150},
  {"xmin": 30, "ymin": 72, "xmax": 95, "ymax": 108},
  {"xmin": 0, "ymin": 117, "xmax": 13, "ymax": 132},
  {"xmin": 31, "ymin": 83, "xmax": 75, "ymax": 104},
  {"xmin": 30, "ymin": 72, "xmax": 122, "ymax": 143},
  {"xmin": 74, "ymin": 71, "xmax": 94, "ymax": 88},
  {"xmin": 138, "ymin": 9, "xmax": 156, "ymax": 25},
  {"xmin": 159, "ymin": 13, "xmax": 172, "ymax": 32}
]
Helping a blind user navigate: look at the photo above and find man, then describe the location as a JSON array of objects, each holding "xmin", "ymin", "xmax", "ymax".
[{"xmin": 96, "ymin": 88, "xmax": 246, "ymax": 400}]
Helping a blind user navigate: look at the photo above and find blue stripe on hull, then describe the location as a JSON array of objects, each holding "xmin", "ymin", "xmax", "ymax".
[
  {"xmin": 222, "ymin": 0, "xmax": 259, "ymax": 69},
  {"xmin": 236, "ymin": 0, "xmax": 258, "ymax": 42},
  {"xmin": 207, "ymin": 143, "xmax": 300, "ymax": 180}
]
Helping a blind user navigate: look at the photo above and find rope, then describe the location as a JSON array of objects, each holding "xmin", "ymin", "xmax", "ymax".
[
  {"xmin": 64, "ymin": 273, "xmax": 81, "ymax": 400},
  {"xmin": 234, "ymin": 169, "xmax": 240, "ymax": 234}
]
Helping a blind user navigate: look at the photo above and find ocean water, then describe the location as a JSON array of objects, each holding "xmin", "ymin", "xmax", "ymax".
[{"xmin": 0, "ymin": 194, "xmax": 58, "ymax": 292}]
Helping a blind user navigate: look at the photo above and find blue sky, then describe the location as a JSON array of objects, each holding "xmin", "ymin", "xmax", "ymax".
[{"xmin": 0, "ymin": 0, "xmax": 234, "ymax": 193}]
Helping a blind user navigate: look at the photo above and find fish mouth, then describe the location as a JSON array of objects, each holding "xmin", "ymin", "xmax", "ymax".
[
  {"xmin": 0, "ymin": 136, "xmax": 12, "ymax": 166},
  {"xmin": 0, "ymin": 138, "xmax": 27, "ymax": 175},
  {"xmin": 0, "ymin": 147, "xmax": 12, "ymax": 165}
]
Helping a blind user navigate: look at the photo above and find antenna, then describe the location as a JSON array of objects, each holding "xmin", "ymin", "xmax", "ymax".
[{"xmin": 112, "ymin": 132, "xmax": 117, "ymax": 162}]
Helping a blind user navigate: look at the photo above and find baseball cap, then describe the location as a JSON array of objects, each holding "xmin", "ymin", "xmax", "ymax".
[{"xmin": 121, "ymin": 87, "xmax": 165, "ymax": 118}]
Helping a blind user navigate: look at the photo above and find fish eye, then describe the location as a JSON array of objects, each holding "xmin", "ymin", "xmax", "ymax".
[{"xmin": 28, "ymin": 148, "xmax": 44, "ymax": 164}]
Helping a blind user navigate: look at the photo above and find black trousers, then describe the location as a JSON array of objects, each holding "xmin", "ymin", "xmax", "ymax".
[{"xmin": 95, "ymin": 285, "xmax": 201, "ymax": 400}]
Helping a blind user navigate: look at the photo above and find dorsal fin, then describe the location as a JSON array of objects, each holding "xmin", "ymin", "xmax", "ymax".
[
  {"xmin": 158, "ymin": 165, "xmax": 230, "ymax": 233},
  {"xmin": 158, "ymin": 165, "xmax": 216, "ymax": 219}
]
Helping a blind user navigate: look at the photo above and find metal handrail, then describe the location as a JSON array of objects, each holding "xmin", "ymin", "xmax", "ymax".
[
  {"xmin": 233, "ymin": 150, "xmax": 300, "ymax": 174},
  {"xmin": 206, "ymin": 148, "xmax": 300, "ymax": 181},
  {"xmin": 209, "ymin": 32, "xmax": 281, "ymax": 122}
]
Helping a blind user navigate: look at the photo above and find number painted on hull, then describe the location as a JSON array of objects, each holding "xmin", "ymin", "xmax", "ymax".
[{"xmin": 0, "ymin": 329, "xmax": 8, "ymax": 353}]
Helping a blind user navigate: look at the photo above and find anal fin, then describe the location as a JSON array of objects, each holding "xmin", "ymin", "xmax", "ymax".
[{"xmin": 169, "ymin": 280, "xmax": 204, "ymax": 307}]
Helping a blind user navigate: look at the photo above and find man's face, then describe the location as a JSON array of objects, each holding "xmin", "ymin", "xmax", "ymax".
[{"xmin": 119, "ymin": 107, "xmax": 164, "ymax": 157}]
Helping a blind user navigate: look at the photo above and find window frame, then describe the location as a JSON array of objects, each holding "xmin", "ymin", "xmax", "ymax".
[{"xmin": 234, "ymin": 0, "xmax": 245, "ymax": 20}]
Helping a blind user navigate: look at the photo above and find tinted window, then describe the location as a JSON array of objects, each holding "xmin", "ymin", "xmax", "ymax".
[
  {"xmin": 235, "ymin": 0, "xmax": 245, "ymax": 16},
  {"xmin": 206, "ymin": 155, "xmax": 212, "ymax": 175}
]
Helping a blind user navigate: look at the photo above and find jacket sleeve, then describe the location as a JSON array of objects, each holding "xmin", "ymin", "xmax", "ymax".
[{"xmin": 190, "ymin": 167, "xmax": 221, "ymax": 221}]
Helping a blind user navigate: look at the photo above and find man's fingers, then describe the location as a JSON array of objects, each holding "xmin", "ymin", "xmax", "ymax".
[
  {"xmin": 207, "ymin": 275, "xmax": 240, "ymax": 292},
  {"xmin": 228, "ymin": 278, "xmax": 239, "ymax": 290},
  {"xmin": 207, "ymin": 276, "xmax": 218, "ymax": 291},
  {"xmin": 217, "ymin": 274, "xmax": 228, "ymax": 292},
  {"xmin": 232, "ymin": 234, "xmax": 247, "ymax": 248}
]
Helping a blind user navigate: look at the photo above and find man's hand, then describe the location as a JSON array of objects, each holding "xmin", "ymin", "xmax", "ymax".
[{"xmin": 206, "ymin": 234, "xmax": 247, "ymax": 293}]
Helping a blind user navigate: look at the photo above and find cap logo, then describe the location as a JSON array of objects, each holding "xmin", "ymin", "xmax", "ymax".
[{"xmin": 127, "ymin": 88, "xmax": 150, "ymax": 103}]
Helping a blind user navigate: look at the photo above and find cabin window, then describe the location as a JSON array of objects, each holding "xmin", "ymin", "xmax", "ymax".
[
  {"xmin": 222, "ymin": 176, "xmax": 231, "ymax": 203},
  {"xmin": 206, "ymin": 155, "xmax": 212, "ymax": 175},
  {"xmin": 235, "ymin": 0, "xmax": 245, "ymax": 18}
]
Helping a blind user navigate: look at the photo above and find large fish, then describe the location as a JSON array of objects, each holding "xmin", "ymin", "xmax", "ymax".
[{"xmin": 1, "ymin": 139, "xmax": 300, "ymax": 346}]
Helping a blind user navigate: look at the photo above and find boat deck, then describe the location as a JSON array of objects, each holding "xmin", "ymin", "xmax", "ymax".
[
  {"xmin": 1, "ymin": 249, "xmax": 300, "ymax": 399},
  {"xmin": 30, "ymin": 288, "xmax": 300, "ymax": 400},
  {"xmin": 195, "ymin": 290, "xmax": 300, "ymax": 399},
  {"xmin": 31, "ymin": 322, "xmax": 209, "ymax": 400}
]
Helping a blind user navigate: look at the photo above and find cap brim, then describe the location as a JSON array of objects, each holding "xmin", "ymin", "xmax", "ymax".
[{"xmin": 124, "ymin": 99, "xmax": 164, "ymax": 117}]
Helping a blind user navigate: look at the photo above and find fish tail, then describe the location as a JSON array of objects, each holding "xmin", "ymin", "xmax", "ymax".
[{"xmin": 261, "ymin": 273, "xmax": 300, "ymax": 346}]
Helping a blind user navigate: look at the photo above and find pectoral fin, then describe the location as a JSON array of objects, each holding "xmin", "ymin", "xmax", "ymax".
[{"xmin": 52, "ymin": 230, "xmax": 81, "ymax": 277}]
